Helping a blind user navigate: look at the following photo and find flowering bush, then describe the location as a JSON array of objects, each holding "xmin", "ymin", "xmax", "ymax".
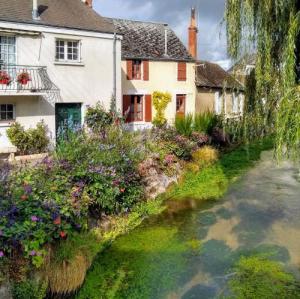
[{"xmin": 0, "ymin": 127, "xmax": 144, "ymax": 267}]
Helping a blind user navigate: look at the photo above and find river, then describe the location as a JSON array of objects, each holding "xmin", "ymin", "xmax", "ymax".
[{"xmin": 76, "ymin": 151, "xmax": 300, "ymax": 299}]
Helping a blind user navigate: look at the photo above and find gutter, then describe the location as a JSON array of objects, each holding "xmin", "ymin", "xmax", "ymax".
[{"xmin": 113, "ymin": 31, "xmax": 117, "ymax": 102}]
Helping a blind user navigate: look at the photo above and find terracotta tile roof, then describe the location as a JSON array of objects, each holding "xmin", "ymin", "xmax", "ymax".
[
  {"xmin": 0, "ymin": 0, "xmax": 115, "ymax": 34},
  {"xmin": 110, "ymin": 18, "xmax": 194, "ymax": 62},
  {"xmin": 196, "ymin": 61, "xmax": 243, "ymax": 90}
]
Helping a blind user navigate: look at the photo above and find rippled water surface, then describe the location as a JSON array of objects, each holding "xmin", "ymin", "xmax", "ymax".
[{"xmin": 78, "ymin": 152, "xmax": 300, "ymax": 299}]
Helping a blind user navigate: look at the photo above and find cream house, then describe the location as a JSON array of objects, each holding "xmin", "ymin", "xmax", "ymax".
[
  {"xmin": 0, "ymin": 0, "xmax": 122, "ymax": 153},
  {"xmin": 110, "ymin": 17, "xmax": 196, "ymax": 130}
]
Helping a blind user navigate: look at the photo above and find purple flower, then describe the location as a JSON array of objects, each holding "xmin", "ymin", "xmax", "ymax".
[
  {"xmin": 23, "ymin": 184, "xmax": 32, "ymax": 195},
  {"xmin": 0, "ymin": 230, "xmax": 3, "ymax": 237},
  {"xmin": 29, "ymin": 250, "xmax": 36, "ymax": 256},
  {"xmin": 0, "ymin": 251, "xmax": 4, "ymax": 257},
  {"xmin": 31, "ymin": 216, "xmax": 39, "ymax": 222}
]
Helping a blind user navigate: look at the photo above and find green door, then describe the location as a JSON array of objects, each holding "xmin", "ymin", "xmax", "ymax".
[{"xmin": 55, "ymin": 103, "xmax": 82, "ymax": 140}]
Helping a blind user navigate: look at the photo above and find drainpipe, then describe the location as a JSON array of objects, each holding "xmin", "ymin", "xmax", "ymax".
[
  {"xmin": 32, "ymin": 0, "xmax": 39, "ymax": 20},
  {"xmin": 113, "ymin": 32, "xmax": 117, "ymax": 108}
]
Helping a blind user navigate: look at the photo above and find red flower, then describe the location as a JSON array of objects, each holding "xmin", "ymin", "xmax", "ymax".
[
  {"xmin": 20, "ymin": 194, "xmax": 28, "ymax": 201},
  {"xmin": 120, "ymin": 188, "xmax": 125, "ymax": 193},
  {"xmin": 60, "ymin": 231, "xmax": 67, "ymax": 238},
  {"xmin": 53, "ymin": 217, "xmax": 61, "ymax": 225}
]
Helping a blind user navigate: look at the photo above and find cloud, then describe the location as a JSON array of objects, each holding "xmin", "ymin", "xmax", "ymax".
[{"xmin": 94, "ymin": 0, "xmax": 230, "ymax": 68}]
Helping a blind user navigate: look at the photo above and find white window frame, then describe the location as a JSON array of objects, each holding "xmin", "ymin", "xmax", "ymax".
[
  {"xmin": 214, "ymin": 91, "xmax": 222, "ymax": 115},
  {"xmin": 232, "ymin": 93, "xmax": 239, "ymax": 114},
  {"xmin": 0, "ymin": 35, "xmax": 16, "ymax": 65},
  {"xmin": 55, "ymin": 39, "xmax": 81, "ymax": 63}
]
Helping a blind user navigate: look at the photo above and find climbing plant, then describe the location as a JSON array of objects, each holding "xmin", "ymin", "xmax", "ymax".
[
  {"xmin": 152, "ymin": 91, "xmax": 172, "ymax": 127},
  {"xmin": 225, "ymin": 0, "xmax": 300, "ymax": 159}
]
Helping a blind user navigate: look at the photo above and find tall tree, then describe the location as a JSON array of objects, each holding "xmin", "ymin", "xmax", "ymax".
[{"xmin": 225, "ymin": 0, "xmax": 300, "ymax": 159}]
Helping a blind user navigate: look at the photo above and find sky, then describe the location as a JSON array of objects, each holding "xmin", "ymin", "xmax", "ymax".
[{"xmin": 94, "ymin": 0, "xmax": 231, "ymax": 69}]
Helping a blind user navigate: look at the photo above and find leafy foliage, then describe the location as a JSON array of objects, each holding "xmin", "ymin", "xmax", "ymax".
[
  {"xmin": 152, "ymin": 91, "xmax": 172, "ymax": 127},
  {"xmin": 225, "ymin": 0, "xmax": 300, "ymax": 158},
  {"xmin": 7, "ymin": 121, "xmax": 49, "ymax": 155},
  {"xmin": 11, "ymin": 280, "xmax": 47, "ymax": 299},
  {"xmin": 175, "ymin": 113, "xmax": 193, "ymax": 136},
  {"xmin": 193, "ymin": 111, "xmax": 218, "ymax": 135}
]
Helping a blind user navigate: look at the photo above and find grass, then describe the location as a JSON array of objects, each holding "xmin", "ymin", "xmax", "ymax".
[{"xmin": 169, "ymin": 138, "xmax": 274, "ymax": 200}]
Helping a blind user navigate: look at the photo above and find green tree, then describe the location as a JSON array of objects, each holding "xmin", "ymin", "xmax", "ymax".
[{"xmin": 225, "ymin": 0, "xmax": 300, "ymax": 159}]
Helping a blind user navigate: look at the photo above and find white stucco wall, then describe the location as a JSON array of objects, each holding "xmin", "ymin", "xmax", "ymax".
[
  {"xmin": 0, "ymin": 21, "xmax": 122, "ymax": 150},
  {"xmin": 121, "ymin": 60, "xmax": 196, "ymax": 127}
]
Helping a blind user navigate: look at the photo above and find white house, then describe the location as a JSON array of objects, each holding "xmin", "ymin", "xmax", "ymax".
[{"xmin": 0, "ymin": 0, "xmax": 122, "ymax": 153}]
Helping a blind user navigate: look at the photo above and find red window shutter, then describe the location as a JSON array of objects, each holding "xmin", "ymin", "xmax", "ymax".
[
  {"xmin": 145, "ymin": 94, "xmax": 152, "ymax": 122},
  {"xmin": 143, "ymin": 60, "xmax": 149, "ymax": 81},
  {"xmin": 178, "ymin": 62, "xmax": 187, "ymax": 81},
  {"xmin": 123, "ymin": 95, "xmax": 131, "ymax": 122},
  {"xmin": 126, "ymin": 60, "xmax": 133, "ymax": 80}
]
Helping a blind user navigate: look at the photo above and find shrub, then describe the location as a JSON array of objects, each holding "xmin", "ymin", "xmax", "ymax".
[
  {"xmin": 85, "ymin": 102, "xmax": 114, "ymax": 133},
  {"xmin": 6, "ymin": 121, "xmax": 49, "ymax": 155},
  {"xmin": 193, "ymin": 111, "xmax": 218, "ymax": 134},
  {"xmin": 175, "ymin": 113, "xmax": 193, "ymax": 136},
  {"xmin": 192, "ymin": 146, "xmax": 218, "ymax": 169},
  {"xmin": 152, "ymin": 91, "xmax": 172, "ymax": 127},
  {"xmin": 228, "ymin": 256, "xmax": 300, "ymax": 299}
]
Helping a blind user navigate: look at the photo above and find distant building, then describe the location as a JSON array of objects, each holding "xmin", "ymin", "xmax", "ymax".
[{"xmin": 195, "ymin": 61, "xmax": 244, "ymax": 117}]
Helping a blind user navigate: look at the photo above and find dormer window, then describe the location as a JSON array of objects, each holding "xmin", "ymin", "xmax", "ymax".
[
  {"xmin": 132, "ymin": 60, "xmax": 142, "ymax": 80},
  {"xmin": 55, "ymin": 39, "xmax": 80, "ymax": 63}
]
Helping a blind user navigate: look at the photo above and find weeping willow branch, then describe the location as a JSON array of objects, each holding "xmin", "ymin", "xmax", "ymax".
[{"xmin": 225, "ymin": 0, "xmax": 300, "ymax": 159}]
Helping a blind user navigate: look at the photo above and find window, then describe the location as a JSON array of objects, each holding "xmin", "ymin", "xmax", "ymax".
[
  {"xmin": 55, "ymin": 39, "xmax": 80, "ymax": 62},
  {"xmin": 176, "ymin": 94, "xmax": 186, "ymax": 116},
  {"xmin": 132, "ymin": 60, "xmax": 142, "ymax": 80},
  {"xmin": 0, "ymin": 36, "xmax": 16, "ymax": 65},
  {"xmin": 130, "ymin": 95, "xmax": 143, "ymax": 121},
  {"xmin": 232, "ymin": 93, "xmax": 239, "ymax": 113},
  {"xmin": 215, "ymin": 92, "xmax": 222, "ymax": 115},
  {"xmin": 0, "ymin": 104, "xmax": 14, "ymax": 121}
]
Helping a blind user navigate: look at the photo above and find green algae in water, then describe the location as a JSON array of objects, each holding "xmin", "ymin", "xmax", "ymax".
[
  {"xmin": 76, "ymin": 226, "xmax": 190, "ymax": 299},
  {"xmin": 197, "ymin": 211, "xmax": 217, "ymax": 226}
]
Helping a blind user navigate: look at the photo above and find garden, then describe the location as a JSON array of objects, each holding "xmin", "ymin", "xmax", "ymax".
[{"xmin": 0, "ymin": 97, "xmax": 252, "ymax": 298}]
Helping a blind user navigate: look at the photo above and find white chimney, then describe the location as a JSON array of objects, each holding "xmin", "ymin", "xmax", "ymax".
[
  {"xmin": 32, "ymin": 0, "xmax": 39, "ymax": 20},
  {"xmin": 164, "ymin": 24, "xmax": 169, "ymax": 57}
]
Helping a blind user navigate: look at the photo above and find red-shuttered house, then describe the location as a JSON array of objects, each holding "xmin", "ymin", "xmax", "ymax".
[{"xmin": 109, "ymin": 17, "xmax": 196, "ymax": 130}]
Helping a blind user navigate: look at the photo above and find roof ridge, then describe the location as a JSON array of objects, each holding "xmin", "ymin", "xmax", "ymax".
[{"xmin": 107, "ymin": 17, "xmax": 168, "ymax": 27}]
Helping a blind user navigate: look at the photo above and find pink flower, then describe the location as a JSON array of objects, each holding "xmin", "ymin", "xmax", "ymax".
[
  {"xmin": 0, "ymin": 251, "xmax": 4, "ymax": 258},
  {"xmin": 29, "ymin": 250, "xmax": 36, "ymax": 256},
  {"xmin": 31, "ymin": 216, "xmax": 39, "ymax": 222}
]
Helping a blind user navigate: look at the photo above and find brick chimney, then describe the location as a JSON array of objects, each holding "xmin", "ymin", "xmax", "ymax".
[
  {"xmin": 188, "ymin": 7, "xmax": 198, "ymax": 59},
  {"xmin": 82, "ymin": 0, "xmax": 92, "ymax": 7}
]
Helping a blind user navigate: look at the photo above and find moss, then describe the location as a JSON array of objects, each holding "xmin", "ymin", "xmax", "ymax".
[
  {"xmin": 228, "ymin": 256, "xmax": 300, "ymax": 299},
  {"xmin": 76, "ymin": 226, "xmax": 190, "ymax": 299}
]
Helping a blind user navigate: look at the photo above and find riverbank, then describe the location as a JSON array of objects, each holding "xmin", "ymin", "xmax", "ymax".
[{"xmin": 74, "ymin": 138, "xmax": 274, "ymax": 298}]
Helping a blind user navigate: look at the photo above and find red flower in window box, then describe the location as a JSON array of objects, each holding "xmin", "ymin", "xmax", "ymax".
[
  {"xmin": 17, "ymin": 71, "xmax": 31, "ymax": 85},
  {"xmin": 0, "ymin": 71, "xmax": 11, "ymax": 85}
]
